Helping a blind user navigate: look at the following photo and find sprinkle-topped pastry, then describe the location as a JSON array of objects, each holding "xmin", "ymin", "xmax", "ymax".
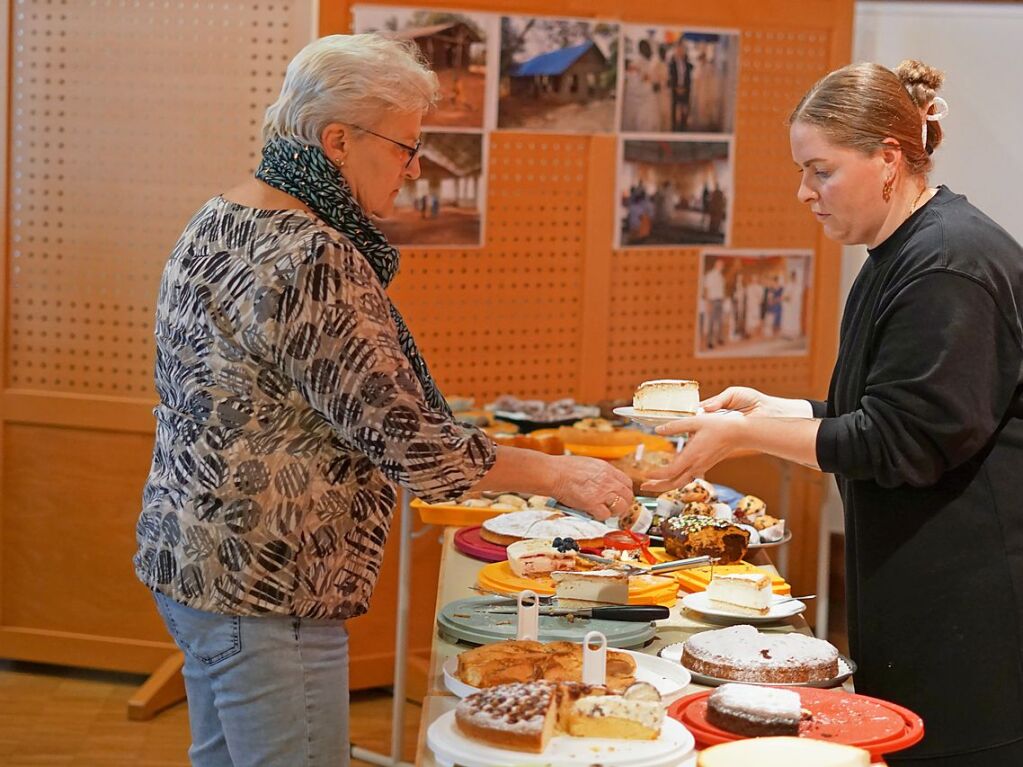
[
  {"xmin": 633, "ymin": 379, "xmax": 701, "ymax": 415},
  {"xmin": 706, "ymin": 683, "xmax": 804, "ymax": 736},
  {"xmin": 661, "ymin": 514, "xmax": 750, "ymax": 564},
  {"xmin": 683, "ymin": 625, "xmax": 839, "ymax": 684}
]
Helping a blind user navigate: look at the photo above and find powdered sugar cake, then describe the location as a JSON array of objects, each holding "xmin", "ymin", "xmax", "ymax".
[
  {"xmin": 480, "ymin": 509, "xmax": 609, "ymax": 548},
  {"xmin": 683, "ymin": 625, "xmax": 839, "ymax": 684},
  {"xmin": 706, "ymin": 683, "xmax": 803, "ymax": 736}
]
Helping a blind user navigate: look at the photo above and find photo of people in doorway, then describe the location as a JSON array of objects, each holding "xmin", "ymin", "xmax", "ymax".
[
  {"xmin": 353, "ymin": 5, "xmax": 492, "ymax": 129},
  {"xmin": 620, "ymin": 26, "xmax": 739, "ymax": 135},
  {"xmin": 374, "ymin": 132, "xmax": 485, "ymax": 247},
  {"xmin": 616, "ymin": 139, "xmax": 732, "ymax": 248},
  {"xmin": 498, "ymin": 16, "xmax": 619, "ymax": 133},
  {"xmin": 695, "ymin": 250, "xmax": 813, "ymax": 358}
]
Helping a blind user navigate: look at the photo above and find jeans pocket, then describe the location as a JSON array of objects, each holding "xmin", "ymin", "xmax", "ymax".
[{"xmin": 153, "ymin": 591, "xmax": 242, "ymax": 667}]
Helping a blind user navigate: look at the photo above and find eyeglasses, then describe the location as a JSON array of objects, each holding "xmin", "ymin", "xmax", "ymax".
[{"xmin": 352, "ymin": 125, "xmax": 422, "ymax": 169}]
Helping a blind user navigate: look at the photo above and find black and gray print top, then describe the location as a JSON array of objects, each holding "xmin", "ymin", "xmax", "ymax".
[{"xmin": 135, "ymin": 197, "xmax": 496, "ymax": 619}]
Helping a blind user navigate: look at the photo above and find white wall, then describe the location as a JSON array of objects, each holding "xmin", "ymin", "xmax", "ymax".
[{"xmin": 841, "ymin": 1, "xmax": 1023, "ymax": 304}]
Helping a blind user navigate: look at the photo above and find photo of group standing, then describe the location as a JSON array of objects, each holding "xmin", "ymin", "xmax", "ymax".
[
  {"xmin": 620, "ymin": 26, "xmax": 739, "ymax": 134},
  {"xmin": 353, "ymin": 6, "xmax": 492, "ymax": 129},
  {"xmin": 616, "ymin": 139, "xmax": 732, "ymax": 248},
  {"xmin": 498, "ymin": 16, "xmax": 619, "ymax": 133},
  {"xmin": 695, "ymin": 250, "xmax": 813, "ymax": 358},
  {"xmin": 374, "ymin": 132, "xmax": 485, "ymax": 247}
]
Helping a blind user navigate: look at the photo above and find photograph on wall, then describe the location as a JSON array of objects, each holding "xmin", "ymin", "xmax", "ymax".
[
  {"xmin": 695, "ymin": 250, "xmax": 813, "ymax": 358},
  {"xmin": 498, "ymin": 16, "xmax": 619, "ymax": 133},
  {"xmin": 620, "ymin": 26, "xmax": 739, "ymax": 134},
  {"xmin": 353, "ymin": 5, "xmax": 492, "ymax": 129},
  {"xmin": 373, "ymin": 131, "xmax": 485, "ymax": 247},
  {"xmin": 616, "ymin": 138, "xmax": 733, "ymax": 248}
]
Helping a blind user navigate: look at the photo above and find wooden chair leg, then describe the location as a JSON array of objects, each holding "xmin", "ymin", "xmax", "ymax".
[{"xmin": 127, "ymin": 651, "xmax": 186, "ymax": 721}]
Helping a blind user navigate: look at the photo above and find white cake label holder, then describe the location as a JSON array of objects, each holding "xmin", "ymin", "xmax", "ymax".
[
  {"xmin": 515, "ymin": 589, "xmax": 540, "ymax": 641},
  {"xmin": 582, "ymin": 630, "xmax": 608, "ymax": 686}
]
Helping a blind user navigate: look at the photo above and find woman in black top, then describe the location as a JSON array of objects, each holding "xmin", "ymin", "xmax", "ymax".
[{"xmin": 646, "ymin": 60, "xmax": 1023, "ymax": 765}]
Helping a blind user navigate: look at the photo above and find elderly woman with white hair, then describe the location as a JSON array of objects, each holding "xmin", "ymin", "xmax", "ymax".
[{"xmin": 134, "ymin": 34, "xmax": 633, "ymax": 767}]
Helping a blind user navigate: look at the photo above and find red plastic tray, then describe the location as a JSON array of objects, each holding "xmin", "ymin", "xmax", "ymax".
[
  {"xmin": 452, "ymin": 526, "xmax": 508, "ymax": 562},
  {"xmin": 667, "ymin": 687, "xmax": 923, "ymax": 760}
]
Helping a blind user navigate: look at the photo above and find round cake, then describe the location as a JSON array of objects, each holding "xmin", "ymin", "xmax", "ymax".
[
  {"xmin": 697, "ymin": 737, "xmax": 870, "ymax": 767},
  {"xmin": 683, "ymin": 625, "xmax": 839, "ymax": 684},
  {"xmin": 706, "ymin": 683, "xmax": 803, "ymax": 736},
  {"xmin": 480, "ymin": 510, "xmax": 609, "ymax": 548}
]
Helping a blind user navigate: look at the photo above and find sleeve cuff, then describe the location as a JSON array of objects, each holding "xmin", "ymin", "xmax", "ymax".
[
  {"xmin": 807, "ymin": 399, "xmax": 828, "ymax": 419},
  {"xmin": 815, "ymin": 416, "xmax": 842, "ymax": 474}
]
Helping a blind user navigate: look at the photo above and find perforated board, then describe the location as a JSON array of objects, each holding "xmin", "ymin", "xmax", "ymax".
[{"xmin": 6, "ymin": 0, "xmax": 313, "ymax": 395}]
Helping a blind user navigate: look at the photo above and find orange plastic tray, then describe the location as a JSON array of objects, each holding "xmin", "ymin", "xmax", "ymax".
[
  {"xmin": 476, "ymin": 561, "xmax": 678, "ymax": 607},
  {"xmin": 649, "ymin": 548, "xmax": 791, "ymax": 595},
  {"xmin": 413, "ymin": 499, "xmax": 511, "ymax": 527}
]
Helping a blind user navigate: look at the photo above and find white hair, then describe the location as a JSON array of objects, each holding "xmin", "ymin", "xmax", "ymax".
[{"xmin": 263, "ymin": 34, "xmax": 439, "ymax": 146}]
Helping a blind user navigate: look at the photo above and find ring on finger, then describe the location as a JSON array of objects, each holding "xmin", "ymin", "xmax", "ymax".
[{"xmin": 606, "ymin": 493, "xmax": 622, "ymax": 510}]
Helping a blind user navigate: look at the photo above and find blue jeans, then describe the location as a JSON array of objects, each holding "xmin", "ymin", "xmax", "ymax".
[{"xmin": 153, "ymin": 591, "xmax": 350, "ymax": 767}]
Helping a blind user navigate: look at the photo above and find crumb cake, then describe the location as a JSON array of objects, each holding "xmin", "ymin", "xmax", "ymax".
[
  {"xmin": 633, "ymin": 379, "xmax": 701, "ymax": 415},
  {"xmin": 456, "ymin": 639, "xmax": 637, "ymax": 690},
  {"xmin": 697, "ymin": 736, "xmax": 870, "ymax": 767},
  {"xmin": 454, "ymin": 680, "xmax": 664, "ymax": 752},
  {"xmin": 683, "ymin": 625, "xmax": 839, "ymax": 684},
  {"xmin": 661, "ymin": 514, "xmax": 750, "ymax": 564},
  {"xmin": 706, "ymin": 683, "xmax": 803, "ymax": 736},
  {"xmin": 706, "ymin": 573, "xmax": 773, "ymax": 616}
]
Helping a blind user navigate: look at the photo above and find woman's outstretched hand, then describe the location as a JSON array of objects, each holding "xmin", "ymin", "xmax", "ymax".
[
  {"xmin": 550, "ymin": 455, "xmax": 635, "ymax": 522},
  {"xmin": 640, "ymin": 414, "xmax": 746, "ymax": 494}
]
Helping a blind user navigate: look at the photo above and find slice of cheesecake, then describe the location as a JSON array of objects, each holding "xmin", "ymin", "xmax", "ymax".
[{"xmin": 705, "ymin": 572, "xmax": 773, "ymax": 616}]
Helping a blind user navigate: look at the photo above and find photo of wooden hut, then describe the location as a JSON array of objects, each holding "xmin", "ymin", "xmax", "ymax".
[
  {"xmin": 377, "ymin": 132, "xmax": 485, "ymax": 247},
  {"xmin": 353, "ymin": 6, "xmax": 490, "ymax": 129},
  {"xmin": 498, "ymin": 16, "xmax": 619, "ymax": 133}
]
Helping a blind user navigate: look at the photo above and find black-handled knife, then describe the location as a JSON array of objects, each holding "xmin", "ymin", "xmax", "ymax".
[{"xmin": 477, "ymin": 605, "xmax": 670, "ymax": 621}]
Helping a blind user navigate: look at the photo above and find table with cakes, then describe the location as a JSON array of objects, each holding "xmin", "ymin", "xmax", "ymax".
[{"xmin": 413, "ymin": 381, "xmax": 924, "ymax": 767}]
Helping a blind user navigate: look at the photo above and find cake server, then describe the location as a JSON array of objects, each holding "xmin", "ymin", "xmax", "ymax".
[
  {"xmin": 576, "ymin": 552, "xmax": 712, "ymax": 575},
  {"xmin": 477, "ymin": 605, "xmax": 670, "ymax": 621}
]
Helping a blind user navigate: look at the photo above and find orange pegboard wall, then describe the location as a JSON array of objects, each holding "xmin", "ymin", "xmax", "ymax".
[{"xmin": 390, "ymin": 133, "xmax": 590, "ymax": 402}]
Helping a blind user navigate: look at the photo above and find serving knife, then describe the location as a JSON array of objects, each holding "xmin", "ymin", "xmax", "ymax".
[
  {"xmin": 476, "ymin": 605, "xmax": 670, "ymax": 621},
  {"xmin": 576, "ymin": 552, "xmax": 712, "ymax": 575}
]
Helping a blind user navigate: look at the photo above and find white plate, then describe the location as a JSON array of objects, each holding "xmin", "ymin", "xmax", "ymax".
[
  {"xmin": 442, "ymin": 649, "xmax": 693, "ymax": 703},
  {"xmin": 680, "ymin": 592, "xmax": 806, "ymax": 625},
  {"xmin": 613, "ymin": 406, "xmax": 739, "ymax": 428},
  {"xmin": 427, "ymin": 709, "xmax": 695, "ymax": 767},
  {"xmin": 613, "ymin": 406, "xmax": 696, "ymax": 428},
  {"xmin": 657, "ymin": 641, "xmax": 856, "ymax": 689}
]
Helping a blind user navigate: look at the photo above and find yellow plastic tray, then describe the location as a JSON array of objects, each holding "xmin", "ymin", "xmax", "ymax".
[{"xmin": 648, "ymin": 547, "xmax": 791, "ymax": 595}]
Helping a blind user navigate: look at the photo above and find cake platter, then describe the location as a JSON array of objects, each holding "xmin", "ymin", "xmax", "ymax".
[
  {"xmin": 427, "ymin": 710, "xmax": 695, "ymax": 767},
  {"xmin": 437, "ymin": 596, "xmax": 658, "ymax": 649},
  {"xmin": 680, "ymin": 591, "xmax": 806, "ymax": 625},
  {"xmin": 667, "ymin": 687, "xmax": 924, "ymax": 760},
  {"xmin": 441, "ymin": 649, "xmax": 693, "ymax": 703},
  {"xmin": 657, "ymin": 642, "xmax": 856, "ymax": 689}
]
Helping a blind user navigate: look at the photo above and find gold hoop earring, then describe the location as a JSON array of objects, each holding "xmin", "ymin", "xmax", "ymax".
[{"xmin": 882, "ymin": 177, "xmax": 894, "ymax": 202}]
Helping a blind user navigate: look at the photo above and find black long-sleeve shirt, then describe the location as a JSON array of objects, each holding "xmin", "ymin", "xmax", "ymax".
[{"xmin": 812, "ymin": 186, "xmax": 1023, "ymax": 761}]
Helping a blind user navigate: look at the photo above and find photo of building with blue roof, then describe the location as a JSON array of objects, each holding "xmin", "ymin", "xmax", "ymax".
[{"xmin": 498, "ymin": 16, "xmax": 619, "ymax": 132}]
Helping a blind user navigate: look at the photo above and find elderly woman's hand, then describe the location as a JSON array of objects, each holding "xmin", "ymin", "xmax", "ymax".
[
  {"xmin": 641, "ymin": 414, "xmax": 747, "ymax": 494},
  {"xmin": 550, "ymin": 456, "xmax": 635, "ymax": 522}
]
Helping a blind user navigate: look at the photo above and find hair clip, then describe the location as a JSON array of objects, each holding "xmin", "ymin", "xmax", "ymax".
[{"xmin": 926, "ymin": 96, "xmax": 949, "ymax": 121}]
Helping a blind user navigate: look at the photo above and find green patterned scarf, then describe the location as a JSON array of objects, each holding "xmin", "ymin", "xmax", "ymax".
[{"xmin": 256, "ymin": 138, "xmax": 450, "ymax": 416}]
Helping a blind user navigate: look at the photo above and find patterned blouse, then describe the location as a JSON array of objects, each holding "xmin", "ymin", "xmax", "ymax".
[{"xmin": 135, "ymin": 197, "xmax": 496, "ymax": 619}]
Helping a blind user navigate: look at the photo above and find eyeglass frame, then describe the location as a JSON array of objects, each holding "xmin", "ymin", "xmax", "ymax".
[{"xmin": 351, "ymin": 124, "xmax": 422, "ymax": 169}]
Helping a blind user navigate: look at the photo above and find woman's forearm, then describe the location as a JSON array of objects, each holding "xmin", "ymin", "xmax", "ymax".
[
  {"xmin": 469, "ymin": 446, "xmax": 558, "ymax": 497},
  {"xmin": 738, "ymin": 416, "xmax": 822, "ymax": 470}
]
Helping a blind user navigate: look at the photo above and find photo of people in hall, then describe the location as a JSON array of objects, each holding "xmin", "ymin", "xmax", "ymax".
[
  {"xmin": 375, "ymin": 132, "xmax": 485, "ymax": 246},
  {"xmin": 617, "ymin": 139, "xmax": 732, "ymax": 247},
  {"xmin": 353, "ymin": 5, "xmax": 490, "ymax": 129},
  {"xmin": 620, "ymin": 26, "xmax": 739, "ymax": 134},
  {"xmin": 695, "ymin": 250, "xmax": 813, "ymax": 358},
  {"xmin": 498, "ymin": 16, "xmax": 619, "ymax": 133}
]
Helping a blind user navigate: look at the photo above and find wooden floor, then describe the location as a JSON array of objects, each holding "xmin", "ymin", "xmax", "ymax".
[{"xmin": 0, "ymin": 660, "xmax": 420, "ymax": 766}]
